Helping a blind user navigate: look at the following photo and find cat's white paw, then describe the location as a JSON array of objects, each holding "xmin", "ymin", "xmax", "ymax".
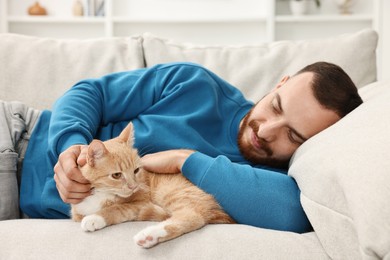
[
  {"xmin": 133, "ymin": 224, "xmax": 168, "ymax": 248},
  {"xmin": 81, "ymin": 214, "xmax": 106, "ymax": 232}
]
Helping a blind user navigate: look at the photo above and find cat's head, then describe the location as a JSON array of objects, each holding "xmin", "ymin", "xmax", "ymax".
[{"xmin": 80, "ymin": 123, "xmax": 145, "ymax": 198}]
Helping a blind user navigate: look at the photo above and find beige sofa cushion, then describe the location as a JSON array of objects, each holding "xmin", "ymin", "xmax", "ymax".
[
  {"xmin": 142, "ymin": 29, "xmax": 378, "ymax": 102},
  {"xmin": 289, "ymin": 81, "xmax": 390, "ymax": 259},
  {"xmin": 0, "ymin": 34, "xmax": 145, "ymax": 110},
  {"xmin": 0, "ymin": 219, "xmax": 329, "ymax": 259}
]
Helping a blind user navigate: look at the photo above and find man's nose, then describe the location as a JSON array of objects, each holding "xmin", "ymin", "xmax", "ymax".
[{"xmin": 257, "ymin": 120, "xmax": 282, "ymax": 142}]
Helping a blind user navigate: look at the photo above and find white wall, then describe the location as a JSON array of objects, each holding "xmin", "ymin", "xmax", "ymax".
[
  {"xmin": 2, "ymin": 0, "xmax": 389, "ymax": 80},
  {"xmin": 379, "ymin": 0, "xmax": 390, "ymax": 81}
]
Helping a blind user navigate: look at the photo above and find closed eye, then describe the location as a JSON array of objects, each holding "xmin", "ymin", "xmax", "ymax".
[
  {"xmin": 273, "ymin": 93, "xmax": 307, "ymax": 144},
  {"xmin": 271, "ymin": 97, "xmax": 280, "ymax": 114},
  {"xmin": 287, "ymin": 130, "xmax": 303, "ymax": 145},
  {"xmin": 134, "ymin": 167, "xmax": 140, "ymax": 174}
]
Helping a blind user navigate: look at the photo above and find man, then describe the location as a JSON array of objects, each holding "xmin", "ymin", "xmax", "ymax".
[{"xmin": 1, "ymin": 62, "xmax": 362, "ymax": 233}]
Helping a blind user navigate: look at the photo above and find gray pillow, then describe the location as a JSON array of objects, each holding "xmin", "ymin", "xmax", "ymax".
[
  {"xmin": 289, "ymin": 81, "xmax": 390, "ymax": 259},
  {"xmin": 0, "ymin": 34, "xmax": 145, "ymax": 109},
  {"xmin": 142, "ymin": 29, "xmax": 378, "ymax": 102}
]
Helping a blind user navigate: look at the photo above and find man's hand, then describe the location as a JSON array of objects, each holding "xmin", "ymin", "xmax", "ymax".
[
  {"xmin": 141, "ymin": 149, "xmax": 195, "ymax": 174},
  {"xmin": 54, "ymin": 145, "xmax": 91, "ymax": 204}
]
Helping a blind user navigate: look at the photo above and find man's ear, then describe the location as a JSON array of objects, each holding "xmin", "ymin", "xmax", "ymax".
[{"xmin": 273, "ymin": 75, "xmax": 290, "ymax": 90}]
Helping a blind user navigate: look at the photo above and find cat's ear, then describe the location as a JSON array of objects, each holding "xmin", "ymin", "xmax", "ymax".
[
  {"xmin": 118, "ymin": 122, "xmax": 135, "ymax": 147},
  {"xmin": 87, "ymin": 140, "xmax": 108, "ymax": 167}
]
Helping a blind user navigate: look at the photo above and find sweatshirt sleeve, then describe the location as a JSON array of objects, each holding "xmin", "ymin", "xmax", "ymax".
[
  {"xmin": 182, "ymin": 152, "xmax": 312, "ymax": 233},
  {"xmin": 48, "ymin": 67, "xmax": 160, "ymax": 159}
]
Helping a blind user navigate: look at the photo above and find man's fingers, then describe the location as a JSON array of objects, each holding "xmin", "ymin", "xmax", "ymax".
[
  {"xmin": 77, "ymin": 145, "xmax": 88, "ymax": 167},
  {"xmin": 57, "ymin": 145, "xmax": 89, "ymax": 184},
  {"xmin": 141, "ymin": 149, "xmax": 194, "ymax": 174},
  {"xmin": 54, "ymin": 144, "xmax": 92, "ymax": 204},
  {"xmin": 54, "ymin": 173, "xmax": 91, "ymax": 204},
  {"xmin": 53, "ymin": 164, "xmax": 91, "ymax": 194},
  {"xmin": 53, "ymin": 158, "xmax": 89, "ymax": 186},
  {"xmin": 65, "ymin": 165, "xmax": 90, "ymax": 184}
]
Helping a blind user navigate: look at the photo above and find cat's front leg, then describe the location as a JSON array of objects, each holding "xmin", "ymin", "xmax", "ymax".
[
  {"xmin": 133, "ymin": 221, "xmax": 169, "ymax": 248},
  {"xmin": 81, "ymin": 214, "xmax": 107, "ymax": 232},
  {"xmin": 72, "ymin": 212, "xmax": 84, "ymax": 223},
  {"xmin": 80, "ymin": 202, "xmax": 146, "ymax": 232},
  {"xmin": 134, "ymin": 211, "xmax": 207, "ymax": 248}
]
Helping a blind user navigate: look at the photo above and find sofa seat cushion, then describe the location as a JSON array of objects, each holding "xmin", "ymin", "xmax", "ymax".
[
  {"xmin": 0, "ymin": 34, "xmax": 145, "ymax": 110},
  {"xmin": 0, "ymin": 219, "xmax": 329, "ymax": 259},
  {"xmin": 289, "ymin": 81, "xmax": 390, "ymax": 259},
  {"xmin": 142, "ymin": 29, "xmax": 377, "ymax": 102}
]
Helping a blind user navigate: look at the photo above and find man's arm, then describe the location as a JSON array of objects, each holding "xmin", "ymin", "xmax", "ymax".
[
  {"xmin": 48, "ymin": 68, "xmax": 158, "ymax": 159},
  {"xmin": 51, "ymin": 63, "xmax": 214, "ymax": 203},
  {"xmin": 142, "ymin": 150, "xmax": 312, "ymax": 233},
  {"xmin": 50, "ymin": 68, "xmax": 160, "ymax": 203}
]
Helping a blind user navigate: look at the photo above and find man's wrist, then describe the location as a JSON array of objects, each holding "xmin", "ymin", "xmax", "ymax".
[
  {"xmin": 176, "ymin": 149, "xmax": 195, "ymax": 172},
  {"xmin": 57, "ymin": 133, "xmax": 88, "ymax": 155}
]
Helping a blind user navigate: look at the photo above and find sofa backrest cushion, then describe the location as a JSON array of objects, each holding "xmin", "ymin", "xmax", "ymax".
[
  {"xmin": 0, "ymin": 34, "xmax": 145, "ymax": 109},
  {"xmin": 142, "ymin": 29, "xmax": 378, "ymax": 102},
  {"xmin": 289, "ymin": 81, "xmax": 390, "ymax": 259}
]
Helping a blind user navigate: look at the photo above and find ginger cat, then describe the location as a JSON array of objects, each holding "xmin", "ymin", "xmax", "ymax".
[{"xmin": 71, "ymin": 123, "xmax": 234, "ymax": 248}]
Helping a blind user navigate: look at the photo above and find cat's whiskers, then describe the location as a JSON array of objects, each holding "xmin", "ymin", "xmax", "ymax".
[
  {"xmin": 96, "ymin": 182, "xmax": 145, "ymax": 198},
  {"xmin": 138, "ymin": 145, "xmax": 156, "ymax": 157},
  {"xmin": 137, "ymin": 183, "xmax": 150, "ymax": 193}
]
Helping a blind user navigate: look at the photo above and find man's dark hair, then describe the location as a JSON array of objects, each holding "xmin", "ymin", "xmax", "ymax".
[{"xmin": 296, "ymin": 61, "xmax": 363, "ymax": 117}]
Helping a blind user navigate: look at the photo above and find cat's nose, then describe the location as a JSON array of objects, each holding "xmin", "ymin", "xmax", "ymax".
[{"xmin": 127, "ymin": 184, "xmax": 138, "ymax": 190}]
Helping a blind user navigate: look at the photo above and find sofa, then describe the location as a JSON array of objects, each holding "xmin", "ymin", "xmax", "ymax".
[{"xmin": 0, "ymin": 29, "xmax": 389, "ymax": 260}]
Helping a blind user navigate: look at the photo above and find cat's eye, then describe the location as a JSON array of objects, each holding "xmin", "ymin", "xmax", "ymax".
[
  {"xmin": 111, "ymin": 172, "xmax": 122, "ymax": 179},
  {"xmin": 134, "ymin": 167, "xmax": 140, "ymax": 174}
]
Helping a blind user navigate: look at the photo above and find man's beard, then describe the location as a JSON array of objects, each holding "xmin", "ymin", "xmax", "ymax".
[{"xmin": 237, "ymin": 107, "xmax": 289, "ymax": 168}]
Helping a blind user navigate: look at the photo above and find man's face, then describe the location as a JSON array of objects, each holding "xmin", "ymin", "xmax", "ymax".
[{"xmin": 238, "ymin": 72, "xmax": 340, "ymax": 168}]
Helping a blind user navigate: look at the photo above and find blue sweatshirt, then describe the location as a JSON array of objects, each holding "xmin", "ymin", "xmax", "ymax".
[{"xmin": 20, "ymin": 62, "xmax": 311, "ymax": 232}]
